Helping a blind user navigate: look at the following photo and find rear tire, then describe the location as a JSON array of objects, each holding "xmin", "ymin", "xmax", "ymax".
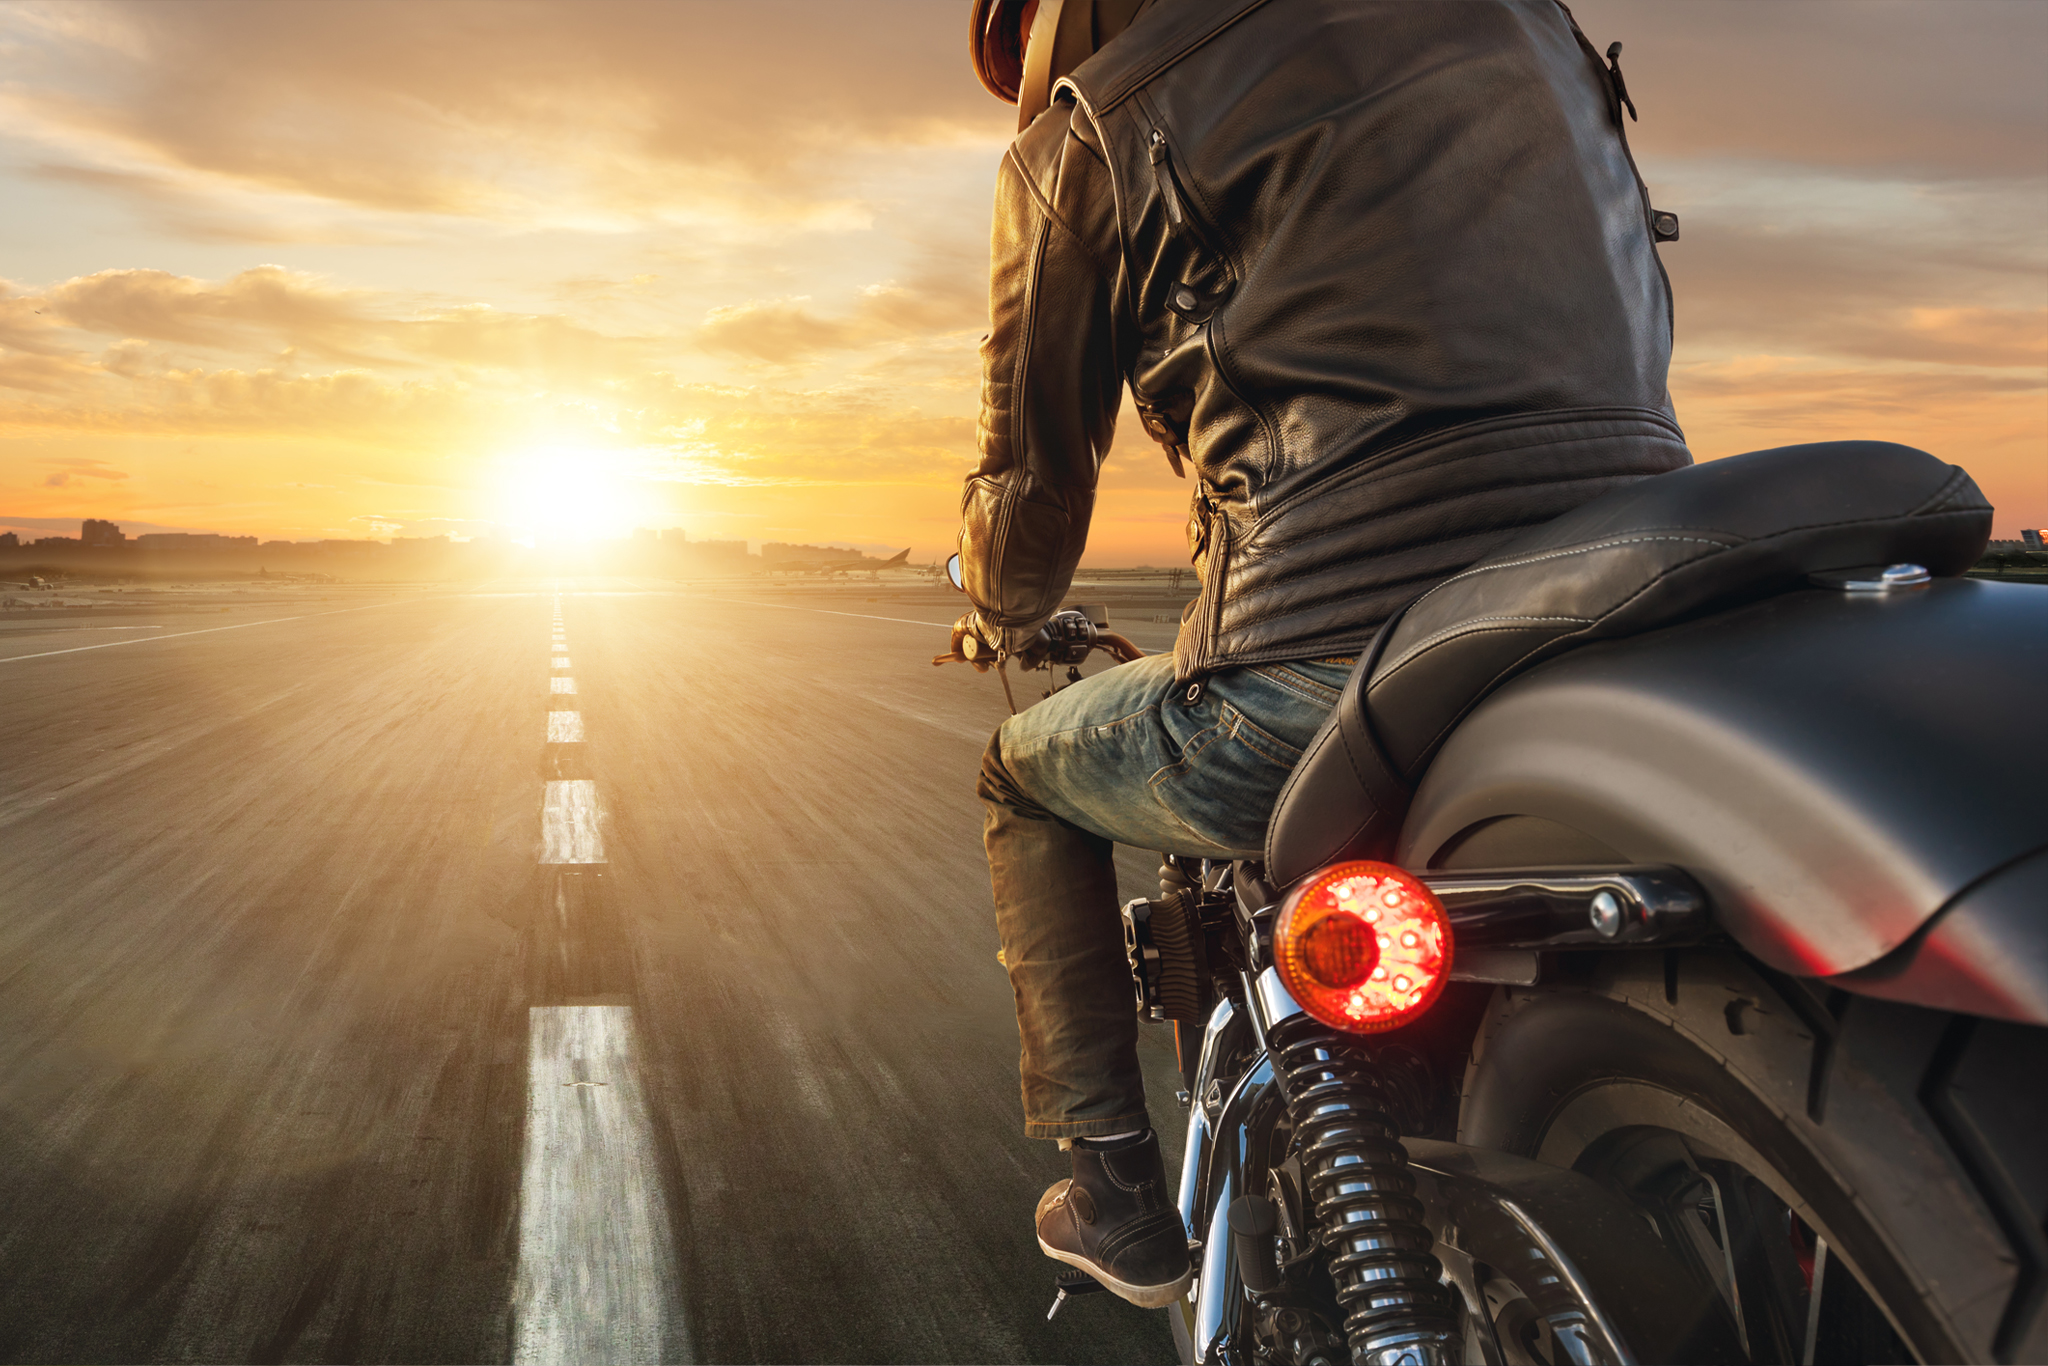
[{"xmin": 1459, "ymin": 950, "xmax": 2047, "ymax": 1364}]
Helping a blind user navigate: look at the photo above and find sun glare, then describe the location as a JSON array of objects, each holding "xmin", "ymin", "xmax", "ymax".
[{"xmin": 493, "ymin": 446, "xmax": 645, "ymax": 543}]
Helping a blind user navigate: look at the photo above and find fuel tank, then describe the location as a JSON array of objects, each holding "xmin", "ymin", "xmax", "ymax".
[{"xmin": 1399, "ymin": 578, "xmax": 2047, "ymax": 1002}]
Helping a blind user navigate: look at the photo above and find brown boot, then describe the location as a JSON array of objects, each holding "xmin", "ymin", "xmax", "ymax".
[{"xmin": 1035, "ymin": 1130, "xmax": 1193, "ymax": 1309}]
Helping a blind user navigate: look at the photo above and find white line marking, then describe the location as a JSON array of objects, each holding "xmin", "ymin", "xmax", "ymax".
[
  {"xmin": 553, "ymin": 658, "xmax": 572, "ymax": 669},
  {"xmin": 699, "ymin": 599, "xmax": 952, "ymax": 629},
  {"xmin": 548, "ymin": 712, "xmax": 585, "ymax": 743},
  {"xmin": 0, "ymin": 600, "xmax": 404, "ymax": 664},
  {"xmin": 515, "ymin": 1006, "xmax": 681, "ymax": 1364},
  {"xmin": 551, "ymin": 677, "xmax": 577, "ymax": 694},
  {"xmin": 540, "ymin": 779, "xmax": 604, "ymax": 863}
]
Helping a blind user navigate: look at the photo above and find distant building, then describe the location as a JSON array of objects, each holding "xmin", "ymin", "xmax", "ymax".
[
  {"xmin": 31, "ymin": 536, "xmax": 79, "ymax": 548},
  {"xmin": 2024, "ymin": 529, "xmax": 2044, "ymax": 550},
  {"xmin": 0, "ymin": 532, "xmax": 16, "ymax": 550},
  {"xmin": 683, "ymin": 538, "xmax": 749, "ymax": 566},
  {"xmin": 660, "ymin": 528, "xmax": 689, "ymax": 544},
  {"xmin": 135, "ymin": 532, "xmax": 258, "ymax": 551},
  {"xmin": 762, "ymin": 541, "xmax": 867, "ymax": 565},
  {"xmin": 81, "ymin": 518, "xmax": 125, "ymax": 546}
]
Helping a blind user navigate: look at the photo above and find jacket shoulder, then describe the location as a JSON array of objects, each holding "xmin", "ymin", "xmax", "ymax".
[
  {"xmin": 1059, "ymin": 0, "xmax": 1273, "ymax": 112},
  {"xmin": 1009, "ymin": 97, "xmax": 1079, "ymax": 194}
]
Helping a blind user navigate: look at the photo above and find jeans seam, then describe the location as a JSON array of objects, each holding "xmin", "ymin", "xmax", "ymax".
[
  {"xmin": 1220, "ymin": 701, "xmax": 1306, "ymax": 768},
  {"xmin": 1147, "ymin": 709, "xmax": 1295, "ymax": 854},
  {"xmin": 1003, "ymin": 700, "xmax": 1158, "ymax": 765},
  {"xmin": 1027, "ymin": 1112, "xmax": 1150, "ymax": 1137},
  {"xmin": 1248, "ymin": 662, "xmax": 1344, "ymax": 709}
]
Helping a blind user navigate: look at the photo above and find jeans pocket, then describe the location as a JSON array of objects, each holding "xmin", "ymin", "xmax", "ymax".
[{"xmin": 1147, "ymin": 702, "xmax": 1303, "ymax": 856}]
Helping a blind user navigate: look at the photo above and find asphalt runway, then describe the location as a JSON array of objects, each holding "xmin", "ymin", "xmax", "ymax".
[{"xmin": 0, "ymin": 577, "xmax": 1196, "ymax": 1363}]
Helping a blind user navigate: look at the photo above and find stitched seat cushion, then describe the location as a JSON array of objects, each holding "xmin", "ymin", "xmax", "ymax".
[{"xmin": 1264, "ymin": 441, "xmax": 1992, "ymax": 885}]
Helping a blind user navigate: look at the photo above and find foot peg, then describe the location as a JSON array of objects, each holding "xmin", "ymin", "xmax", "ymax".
[{"xmin": 1046, "ymin": 1270, "xmax": 1106, "ymax": 1320}]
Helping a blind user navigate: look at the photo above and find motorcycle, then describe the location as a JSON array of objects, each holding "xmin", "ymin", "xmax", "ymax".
[{"xmin": 941, "ymin": 440, "xmax": 2047, "ymax": 1366}]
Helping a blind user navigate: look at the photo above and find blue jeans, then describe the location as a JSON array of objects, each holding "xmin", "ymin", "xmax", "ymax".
[{"xmin": 977, "ymin": 652, "xmax": 1355, "ymax": 1140}]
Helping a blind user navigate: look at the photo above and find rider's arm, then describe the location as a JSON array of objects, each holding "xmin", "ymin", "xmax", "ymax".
[{"xmin": 958, "ymin": 99, "xmax": 1127, "ymax": 652}]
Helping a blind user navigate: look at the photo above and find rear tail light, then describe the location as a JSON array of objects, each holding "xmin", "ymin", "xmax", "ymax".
[{"xmin": 1275, "ymin": 861, "xmax": 1451, "ymax": 1033}]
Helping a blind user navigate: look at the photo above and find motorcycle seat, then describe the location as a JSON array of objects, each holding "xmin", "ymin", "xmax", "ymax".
[{"xmin": 1265, "ymin": 440, "xmax": 1992, "ymax": 886}]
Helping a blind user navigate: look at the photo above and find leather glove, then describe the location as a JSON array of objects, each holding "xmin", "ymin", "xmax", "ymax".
[{"xmin": 949, "ymin": 611, "xmax": 1002, "ymax": 672}]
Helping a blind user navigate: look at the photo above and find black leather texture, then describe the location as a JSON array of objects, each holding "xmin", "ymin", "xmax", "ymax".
[
  {"xmin": 1266, "ymin": 441, "xmax": 1994, "ymax": 886},
  {"xmin": 958, "ymin": 0, "xmax": 1689, "ymax": 673}
]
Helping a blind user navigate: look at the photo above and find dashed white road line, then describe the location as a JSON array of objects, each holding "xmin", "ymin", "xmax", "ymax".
[
  {"xmin": 540, "ymin": 779, "xmax": 604, "ymax": 863},
  {"xmin": 547, "ymin": 712, "xmax": 585, "ymax": 743},
  {"xmin": 553, "ymin": 656, "xmax": 572, "ymax": 668},
  {"xmin": 551, "ymin": 677, "xmax": 577, "ymax": 694},
  {"xmin": 513, "ymin": 1005, "xmax": 682, "ymax": 1364}
]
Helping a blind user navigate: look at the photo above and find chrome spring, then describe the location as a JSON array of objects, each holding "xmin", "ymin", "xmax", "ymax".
[{"xmin": 1270, "ymin": 1014, "xmax": 1459, "ymax": 1366}]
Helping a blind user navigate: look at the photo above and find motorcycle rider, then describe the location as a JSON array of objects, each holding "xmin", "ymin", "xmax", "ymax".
[{"xmin": 954, "ymin": 0, "xmax": 1688, "ymax": 1307}]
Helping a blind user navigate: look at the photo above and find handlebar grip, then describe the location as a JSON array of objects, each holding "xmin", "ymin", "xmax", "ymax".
[{"xmin": 1096, "ymin": 632, "xmax": 1145, "ymax": 663}]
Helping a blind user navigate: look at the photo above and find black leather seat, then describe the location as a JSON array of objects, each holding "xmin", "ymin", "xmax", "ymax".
[{"xmin": 1265, "ymin": 441, "xmax": 1993, "ymax": 886}]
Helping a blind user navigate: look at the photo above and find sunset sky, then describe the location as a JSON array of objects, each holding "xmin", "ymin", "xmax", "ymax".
[{"xmin": 1, "ymin": 0, "xmax": 2042, "ymax": 558}]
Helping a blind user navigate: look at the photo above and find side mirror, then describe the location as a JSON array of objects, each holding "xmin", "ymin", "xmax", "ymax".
[{"xmin": 946, "ymin": 553, "xmax": 965, "ymax": 591}]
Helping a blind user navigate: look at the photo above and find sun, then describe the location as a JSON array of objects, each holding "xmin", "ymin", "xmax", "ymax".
[{"xmin": 492, "ymin": 446, "xmax": 643, "ymax": 542}]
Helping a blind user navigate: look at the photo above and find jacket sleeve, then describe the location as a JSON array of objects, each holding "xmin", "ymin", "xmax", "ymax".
[{"xmin": 959, "ymin": 99, "xmax": 1126, "ymax": 649}]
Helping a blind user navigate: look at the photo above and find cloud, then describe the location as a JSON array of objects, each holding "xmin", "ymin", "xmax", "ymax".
[
  {"xmin": 5, "ymin": 266, "xmax": 662, "ymax": 395},
  {"xmin": 38, "ymin": 456, "xmax": 128, "ymax": 488},
  {"xmin": 0, "ymin": 1, "xmax": 1007, "ymax": 225},
  {"xmin": 0, "ymin": 351, "xmax": 97, "ymax": 393},
  {"xmin": 40, "ymin": 265, "xmax": 386, "ymax": 361},
  {"xmin": 695, "ymin": 277, "xmax": 984, "ymax": 363},
  {"xmin": 408, "ymin": 306, "xmax": 649, "ymax": 386},
  {"xmin": 695, "ymin": 298, "xmax": 852, "ymax": 362},
  {"xmin": 24, "ymin": 162, "xmax": 405, "ymax": 245},
  {"xmin": 1567, "ymin": 0, "xmax": 2048, "ymax": 180}
]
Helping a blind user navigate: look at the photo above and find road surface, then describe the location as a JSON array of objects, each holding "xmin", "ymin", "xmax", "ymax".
[{"xmin": 0, "ymin": 578, "xmax": 1197, "ymax": 1363}]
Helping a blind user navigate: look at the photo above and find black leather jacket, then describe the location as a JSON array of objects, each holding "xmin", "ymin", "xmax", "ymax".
[{"xmin": 958, "ymin": 0, "xmax": 1690, "ymax": 682}]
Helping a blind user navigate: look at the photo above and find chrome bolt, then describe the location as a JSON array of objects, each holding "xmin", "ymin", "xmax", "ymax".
[
  {"xmin": 1879, "ymin": 562, "xmax": 1930, "ymax": 587},
  {"xmin": 1589, "ymin": 889, "xmax": 1624, "ymax": 939}
]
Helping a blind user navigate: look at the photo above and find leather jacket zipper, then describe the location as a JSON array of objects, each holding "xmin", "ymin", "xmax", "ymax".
[
  {"xmin": 1148, "ymin": 130, "xmax": 1191, "ymax": 236},
  {"xmin": 1144, "ymin": 125, "xmax": 1226, "ymax": 263}
]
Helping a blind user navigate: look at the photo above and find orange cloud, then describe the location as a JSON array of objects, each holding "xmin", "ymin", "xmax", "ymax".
[
  {"xmin": 1, "ymin": 1, "xmax": 1006, "ymax": 225},
  {"xmin": 41, "ymin": 266, "xmax": 384, "ymax": 360}
]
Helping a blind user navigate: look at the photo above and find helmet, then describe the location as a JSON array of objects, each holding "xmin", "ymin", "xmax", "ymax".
[{"xmin": 971, "ymin": 0, "xmax": 1158, "ymax": 132}]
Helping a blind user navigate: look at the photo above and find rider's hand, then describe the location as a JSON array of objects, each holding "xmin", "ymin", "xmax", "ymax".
[
  {"xmin": 949, "ymin": 611, "xmax": 1001, "ymax": 672},
  {"xmin": 1008, "ymin": 623, "xmax": 1056, "ymax": 671}
]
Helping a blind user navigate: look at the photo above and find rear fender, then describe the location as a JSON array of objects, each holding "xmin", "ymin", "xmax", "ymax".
[{"xmin": 1398, "ymin": 579, "xmax": 2048, "ymax": 1019}]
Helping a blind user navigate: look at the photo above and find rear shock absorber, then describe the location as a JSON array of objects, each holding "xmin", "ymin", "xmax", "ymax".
[{"xmin": 1269, "ymin": 1013, "xmax": 1460, "ymax": 1366}]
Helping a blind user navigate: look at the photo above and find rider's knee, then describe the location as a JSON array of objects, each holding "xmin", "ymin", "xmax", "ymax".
[{"xmin": 978, "ymin": 724, "xmax": 1053, "ymax": 820}]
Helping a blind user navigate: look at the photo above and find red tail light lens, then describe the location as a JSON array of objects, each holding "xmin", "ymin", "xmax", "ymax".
[{"xmin": 1275, "ymin": 861, "xmax": 1451, "ymax": 1033}]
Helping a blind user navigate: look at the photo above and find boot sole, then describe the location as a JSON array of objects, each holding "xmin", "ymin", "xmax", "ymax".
[{"xmin": 1037, "ymin": 1235, "xmax": 1195, "ymax": 1310}]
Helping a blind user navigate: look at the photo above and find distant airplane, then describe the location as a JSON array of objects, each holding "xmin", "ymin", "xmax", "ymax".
[{"xmin": 768, "ymin": 547, "xmax": 913, "ymax": 577}]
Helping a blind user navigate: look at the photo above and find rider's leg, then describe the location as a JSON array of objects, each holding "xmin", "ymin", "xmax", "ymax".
[{"xmin": 978, "ymin": 652, "xmax": 1352, "ymax": 1302}]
